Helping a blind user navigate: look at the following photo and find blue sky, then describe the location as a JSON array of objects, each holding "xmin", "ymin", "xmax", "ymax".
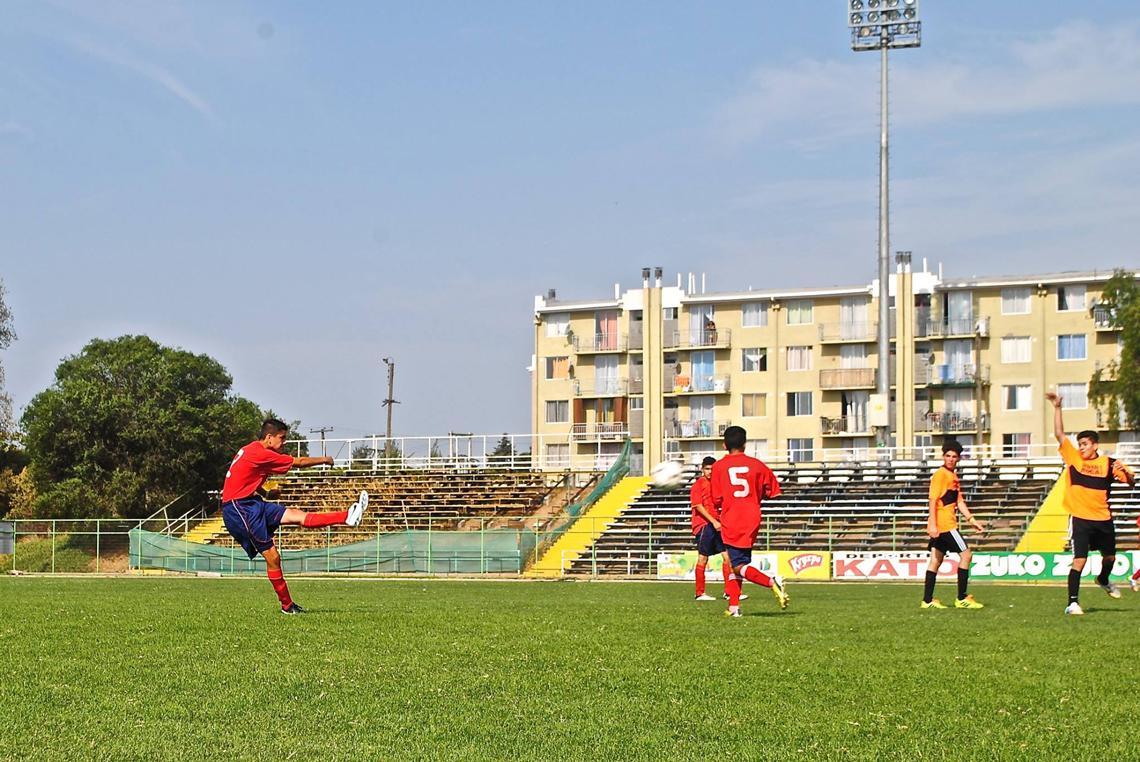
[{"xmin": 2, "ymin": 1, "xmax": 1139, "ymax": 440}]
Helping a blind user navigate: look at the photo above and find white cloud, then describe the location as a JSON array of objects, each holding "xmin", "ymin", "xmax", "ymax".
[{"xmin": 715, "ymin": 21, "xmax": 1140, "ymax": 148}]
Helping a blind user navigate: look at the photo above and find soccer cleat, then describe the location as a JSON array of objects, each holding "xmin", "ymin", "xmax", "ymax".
[
  {"xmin": 347, "ymin": 489, "xmax": 369, "ymax": 527},
  {"xmin": 723, "ymin": 608, "xmax": 741, "ymax": 618},
  {"xmin": 723, "ymin": 593, "xmax": 749, "ymax": 601},
  {"xmin": 1131, "ymin": 577, "xmax": 1140, "ymax": 593},
  {"xmin": 1064, "ymin": 602, "xmax": 1085, "ymax": 616},
  {"xmin": 280, "ymin": 603, "xmax": 306, "ymax": 615},
  {"xmin": 1097, "ymin": 581, "xmax": 1122, "ymax": 599},
  {"xmin": 920, "ymin": 599, "xmax": 947, "ymax": 609},
  {"xmin": 954, "ymin": 595, "xmax": 984, "ymax": 609},
  {"xmin": 695, "ymin": 593, "xmax": 717, "ymax": 601},
  {"xmin": 770, "ymin": 575, "xmax": 789, "ymax": 610}
]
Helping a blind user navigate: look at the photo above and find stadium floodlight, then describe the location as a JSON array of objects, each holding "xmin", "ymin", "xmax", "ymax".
[{"xmin": 846, "ymin": 0, "xmax": 921, "ymax": 448}]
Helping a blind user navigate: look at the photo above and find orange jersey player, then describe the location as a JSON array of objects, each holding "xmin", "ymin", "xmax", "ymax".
[{"xmin": 920, "ymin": 438, "xmax": 986, "ymax": 610}]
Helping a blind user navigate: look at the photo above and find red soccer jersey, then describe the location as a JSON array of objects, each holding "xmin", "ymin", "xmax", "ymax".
[
  {"xmin": 710, "ymin": 452, "xmax": 782, "ymax": 549},
  {"xmin": 221, "ymin": 441, "xmax": 294, "ymax": 502},
  {"xmin": 689, "ymin": 476, "xmax": 717, "ymax": 535}
]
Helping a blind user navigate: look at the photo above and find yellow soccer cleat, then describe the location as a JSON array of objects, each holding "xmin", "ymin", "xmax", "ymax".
[
  {"xmin": 770, "ymin": 575, "xmax": 790, "ymax": 610},
  {"xmin": 954, "ymin": 595, "xmax": 984, "ymax": 609},
  {"xmin": 920, "ymin": 599, "xmax": 947, "ymax": 609}
]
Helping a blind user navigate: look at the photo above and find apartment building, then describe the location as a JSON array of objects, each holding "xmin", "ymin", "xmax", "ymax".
[{"xmin": 531, "ymin": 264, "xmax": 1134, "ymax": 471}]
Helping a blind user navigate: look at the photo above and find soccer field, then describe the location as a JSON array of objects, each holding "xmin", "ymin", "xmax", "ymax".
[{"xmin": 2, "ymin": 578, "xmax": 1137, "ymax": 760}]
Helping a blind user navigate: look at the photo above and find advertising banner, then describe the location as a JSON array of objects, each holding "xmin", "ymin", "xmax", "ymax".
[
  {"xmin": 833, "ymin": 550, "xmax": 1140, "ymax": 581},
  {"xmin": 657, "ymin": 550, "xmax": 831, "ymax": 580}
]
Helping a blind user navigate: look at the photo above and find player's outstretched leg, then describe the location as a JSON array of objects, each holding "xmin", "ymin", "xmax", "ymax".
[
  {"xmin": 735, "ymin": 564, "xmax": 788, "ymax": 610},
  {"xmin": 1095, "ymin": 555, "xmax": 1121, "ymax": 599},
  {"xmin": 282, "ymin": 490, "xmax": 369, "ymax": 529},
  {"xmin": 1130, "ymin": 566, "xmax": 1140, "ymax": 593}
]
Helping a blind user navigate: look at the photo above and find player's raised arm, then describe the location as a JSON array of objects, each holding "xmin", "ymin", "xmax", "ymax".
[
  {"xmin": 293, "ymin": 455, "xmax": 334, "ymax": 469},
  {"xmin": 1045, "ymin": 392, "xmax": 1065, "ymax": 443}
]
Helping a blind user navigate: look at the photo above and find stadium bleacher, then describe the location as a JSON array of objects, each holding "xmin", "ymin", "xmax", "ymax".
[{"xmin": 566, "ymin": 459, "xmax": 1140, "ymax": 576}]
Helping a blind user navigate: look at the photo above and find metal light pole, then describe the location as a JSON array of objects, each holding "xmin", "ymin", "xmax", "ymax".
[
  {"xmin": 848, "ymin": 0, "xmax": 921, "ymax": 447},
  {"xmin": 381, "ymin": 357, "xmax": 399, "ymax": 443}
]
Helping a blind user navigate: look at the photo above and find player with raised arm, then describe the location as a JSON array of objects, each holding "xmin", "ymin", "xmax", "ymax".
[
  {"xmin": 710, "ymin": 426, "xmax": 788, "ymax": 618},
  {"xmin": 920, "ymin": 438, "xmax": 986, "ymax": 610},
  {"xmin": 1045, "ymin": 392, "xmax": 1136, "ymax": 615},
  {"xmin": 690, "ymin": 455, "xmax": 738, "ymax": 602},
  {"xmin": 221, "ymin": 419, "xmax": 368, "ymax": 614}
]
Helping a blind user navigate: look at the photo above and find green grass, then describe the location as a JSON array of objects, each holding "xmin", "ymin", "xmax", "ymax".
[{"xmin": 1, "ymin": 578, "xmax": 1137, "ymax": 760}]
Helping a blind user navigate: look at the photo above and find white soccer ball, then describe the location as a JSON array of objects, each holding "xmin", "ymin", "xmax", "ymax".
[{"xmin": 650, "ymin": 460, "xmax": 686, "ymax": 490}]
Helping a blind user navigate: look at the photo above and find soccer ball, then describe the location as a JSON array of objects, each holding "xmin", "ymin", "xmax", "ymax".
[{"xmin": 650, "ymin": 460, "xmax": 686, "ymax": 490}]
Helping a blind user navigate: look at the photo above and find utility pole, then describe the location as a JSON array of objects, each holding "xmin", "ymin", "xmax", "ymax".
[
  {"xmin": 309, "ymin": 426, "xmax": 334, "ymax": 458},
  {"xmin": 381, "ymin": 357, "xmax": 399, "ymax": 445}
]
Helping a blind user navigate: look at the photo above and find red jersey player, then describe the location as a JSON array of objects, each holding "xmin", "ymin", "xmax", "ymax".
[
  {"xmin": 221, "ymin": 419, "xmax": 368, "ymax": 614},
  {"xmin": 690, "ymin": 455, "xmax": 740, "ymax": 602},
  {"xmin": 710, "ymin": 425, "xmax": 788, "ymax": 617}
]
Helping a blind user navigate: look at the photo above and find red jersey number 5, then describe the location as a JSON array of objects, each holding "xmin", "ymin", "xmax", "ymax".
[{"xmin": 729, "ymin": 467, "xmax": 750, "ymax": 498}]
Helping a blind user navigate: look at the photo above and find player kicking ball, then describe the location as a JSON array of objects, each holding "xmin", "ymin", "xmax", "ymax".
[
  {"xmin": 920, "ymin": 438, "xmax": 986, "ymax": 610},
  {"xmin": 710, "ymin": 426, "xmax": 788, "ymax": 618},
  {"xmin": 221, "ymin": 419, "xmax": 368, "ymax": 614}
]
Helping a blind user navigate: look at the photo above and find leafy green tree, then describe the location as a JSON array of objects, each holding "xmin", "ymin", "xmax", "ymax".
[
  {"xmin": 21, "ymin": 335, "xmax": 264, "ymax": 518},
  {"xmin": 1090, "ymin": 271, "xmax": 1140, "ymax": 430}
]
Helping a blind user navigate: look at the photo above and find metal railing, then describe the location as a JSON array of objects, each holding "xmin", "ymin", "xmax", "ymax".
[
  {"xmin": 914, "ymin": 410, "xmax": 990, "ymax": 433},
  {"xmin": 668, "ymin": 419, "xmax": 731, "ymax": 439},
  {"xmin": 570, "ymin": 422, "xmax": 629, "ymax": 441},
  {"xmin": 573, "ymin": 333, "xmax": 627, "ymax": 353},
  {"xmin": 665, "ymin": 374, "xmax": 731, "ymax": 394},
  {"xmin": 921, "ymin": 316, "xmax": 990, "ymax": 338},
  {"xmin": 573, "ymin": 378, "xmax": 629, "ymax": 397},
  {"xmin": 818, "ymin": 321, "xmax": 877, "ymax": 342},
  {"xmin": 820, "ymin": 415, "xmax": 871, "ymax": 435},
  {"xmin": 668, "ymin": 328, "xmax": 732, "ymax": 349},
  {"xmin": 927, "ymin": 363, "xmax": 990, "ymax": 386},
  {"xmin": 1093, "ymin": 306, "xmax": 1117, "ymax": 330}
]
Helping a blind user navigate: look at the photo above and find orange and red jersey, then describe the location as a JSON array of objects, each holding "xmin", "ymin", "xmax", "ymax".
[
  {"xmin": 689, "ymin": 475, "xmax": 717, "ymax": 535},
  {"xmin": 1059, "ymin": 438, "xmax": 1133, "ymax": 521},
  {"xmin": 221, "ymin": 441, "xmax": 294, "ymax": 502},
  {"xmin": 710, "ymin": 452, "xmax": 781, "ymax": 548},
  {"xmin": 928, "ymin": 466, "xmax": 961, "ymax": 533}
]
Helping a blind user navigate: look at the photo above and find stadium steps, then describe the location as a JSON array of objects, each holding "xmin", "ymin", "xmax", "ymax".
[
  {"xmin": 182, "ymin": 518, "xmax": 227, "ymax": 545},
  {"xmin": 525, "ymin": 476, "xmax": 651, "ymax": 578}
]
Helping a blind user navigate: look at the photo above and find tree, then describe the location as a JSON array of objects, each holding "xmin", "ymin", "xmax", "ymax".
[
  {"xmin": 21, "ymin": 335, "xmax": 264, "ymax": 518},
  {"xmin": 491, "ymin": 434, "xmax": 514, "ymax": 465},
  {"xmin": 1090, "ymin": 270, "xmax": 1140, "ymax": 430},
  {"xmin": 0, "ymin": 278, "xmax": 15, "ymax": 441}
]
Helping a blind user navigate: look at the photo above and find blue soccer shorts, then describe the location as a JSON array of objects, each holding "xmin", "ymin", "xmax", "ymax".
[{"xmin": 221, "ymin": 497, "xmax": 287, "ymax": 559}]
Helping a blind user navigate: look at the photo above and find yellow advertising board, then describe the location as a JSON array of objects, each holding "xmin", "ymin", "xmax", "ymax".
[{"xmin": 657, "ymin": 550, "xmax": 831, "ymax": 581}]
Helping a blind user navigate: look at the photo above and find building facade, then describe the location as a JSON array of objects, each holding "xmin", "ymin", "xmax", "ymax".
[{"xmin": 531, "ymin": 265, "xmax": 1135, "ymax": 471}]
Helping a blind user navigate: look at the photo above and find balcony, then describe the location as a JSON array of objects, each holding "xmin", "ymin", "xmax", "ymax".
[
  {"xmin": 819, "ymin": 368, "xmax": 876, "ymax": 390},
  {"xmin": 668, "ymin": 328, "xmax": 732, "ymax": 350},
  {"xmin": 573, "ymin": 378, "xmax": 629, "ymax": 397},
  {"xmin": 573, "ymin": 333, "xmax": 627, "ymax": 354},
  {"xmin": 818, "ymin": 322, "xmax": 877, "ymax": 344},
  {"xmin": 927, "ymin": 364, "xmax": 990, "ymax": 387},
  {"xmin": 920, "ymin": 316, "xmax": 990, "ymax": 339},
  {"xmin": 1093, "ymin": 306, "xmax": 1118, "ymax": 331},
  {"xmin": 665, "ymin": 374, "xmax": 731, "ymax": 395},
  {"xmin": 914, "ymin": 410, "xmax": 990, "ymax": 434},
  {"xmin": 669, "ymin": 419, "xmax": 732, "ymax": 439},
  {"xmin": 820, "ymin": 416, "xmax": 871, "ymax": 436},
  {"xmin": 571, "ymin": 422, "xmax": 629, "ymax": 442}
]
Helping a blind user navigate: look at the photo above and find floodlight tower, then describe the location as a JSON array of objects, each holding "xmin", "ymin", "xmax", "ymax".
[{"xmin": 848, "ymin": 0, "xmax": 920, "ymax": 448}]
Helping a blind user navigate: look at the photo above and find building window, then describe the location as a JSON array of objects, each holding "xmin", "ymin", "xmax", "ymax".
[
  {"xmin": 1001, "ymin": 288, "xmax": 1031, "ymax": 315},
  {"xmin": 742, "ymin": 393, "xmax": 767, "ymax": 418},
  {"xmin": 630, "ymin": 396, "xmax": 644, "ymax": 410},
  {"xmin": 742, "ymin": 347, "xmax": 768, "ymax": 373},
  {"xmin": 1057, "ymin": 334, "xmax": 1087, "ymax": 361},
  {"xmin": 1057, "ymin": 383, "xmax": 1088, "ymax": 409},
  {"xmin": 787, "ymin": 438, "xmax": 814, "ymax": 463},
  {"xmin": 545, "ymin": 400, "xmax": 569, "ymax": 423},
  {"xmin": 786, "ymin": 392, "xmax": 812, "ymax": 416},
  {"xmin": 786, "ymin": 300, "xmax": 813, "ymax": 325},
  {"xmin": 1002, "ymin": 433, "xmax": 1032, "ymax": 457},
  {"xmin": 1057, "ymin": 285, "xmax": 1086, "ymax": 312},
  {"xmin": 742, "ymin": 302, "xmax": 768, "ymax": 327},
  {"xmin": 545, "ymin": 443, "xmax": 570, "ymax": 469},
  {"xmin": 1000, "ymin": 337, "xmax": 1031, "ymax": 364},
  {"xmin": 545, "ymin": 356, "xmax": 570, "ymax": 380},
  {"xmin": 663, "ymin": 307, "xmax": 678, "ymax": 320},
  {"xmin": 545, "ymin": 313, "xmax": 570, "ymax": 338},
  {"xmin": 1002, "ymin": 385, "xmax": 1032, "ymax": 412},
  {"xmin": 786, "ymin": 346, "xmax": 813, "ymax": 371}
]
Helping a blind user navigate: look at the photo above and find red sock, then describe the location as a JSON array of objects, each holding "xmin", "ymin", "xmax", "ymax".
[
  {"xmin": 267, "ymin": 568, "xmax": 293, "ymax": 609},
  {"xmin": 695, "ymin": 563, "xmax": 706, "ymax": 597},
  {"xmin": 726, "ymin": 574, "xmax": 741, "ymax": 606},
  {"xmin": 302, "ymin": 510, "xmax": 348, "ymax": 528},
  {"xmin": 1132, "ymin": 567, "xmax": 1140, "ymax": 582},
  {"xmin": 722, "ymin": 561, "xmax": 730, "ymax": 584},
  {"xmin": 743, "ymin": 565, "xmax": 773, "ymax": 588}
]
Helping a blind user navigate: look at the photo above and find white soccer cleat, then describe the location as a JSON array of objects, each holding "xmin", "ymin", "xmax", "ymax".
[
  {"xmin": 1064, "ymin": 602, "xmax": 1085, "ymax": 616},
  {"xmin": 695, "ymin": 593, "xmax": 717, "ymax": 601},
  {"xmin": 723, "ymin": 593, "xmax": 749, "ymax": 601},
  {"xmin": 1098, "ymin": 581, "xmax": 1122, "ymax": 599},
  {"xmin": 723, "ymin": 608, "xmax": 741, "ymax": 618},
  {"xmin": 346, "ymin": 490, "xmax": 368, "ymax": 527},
  {"xmin": 1131, "ymin": 577, "xmax": 1140, "ymax": 593}
]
